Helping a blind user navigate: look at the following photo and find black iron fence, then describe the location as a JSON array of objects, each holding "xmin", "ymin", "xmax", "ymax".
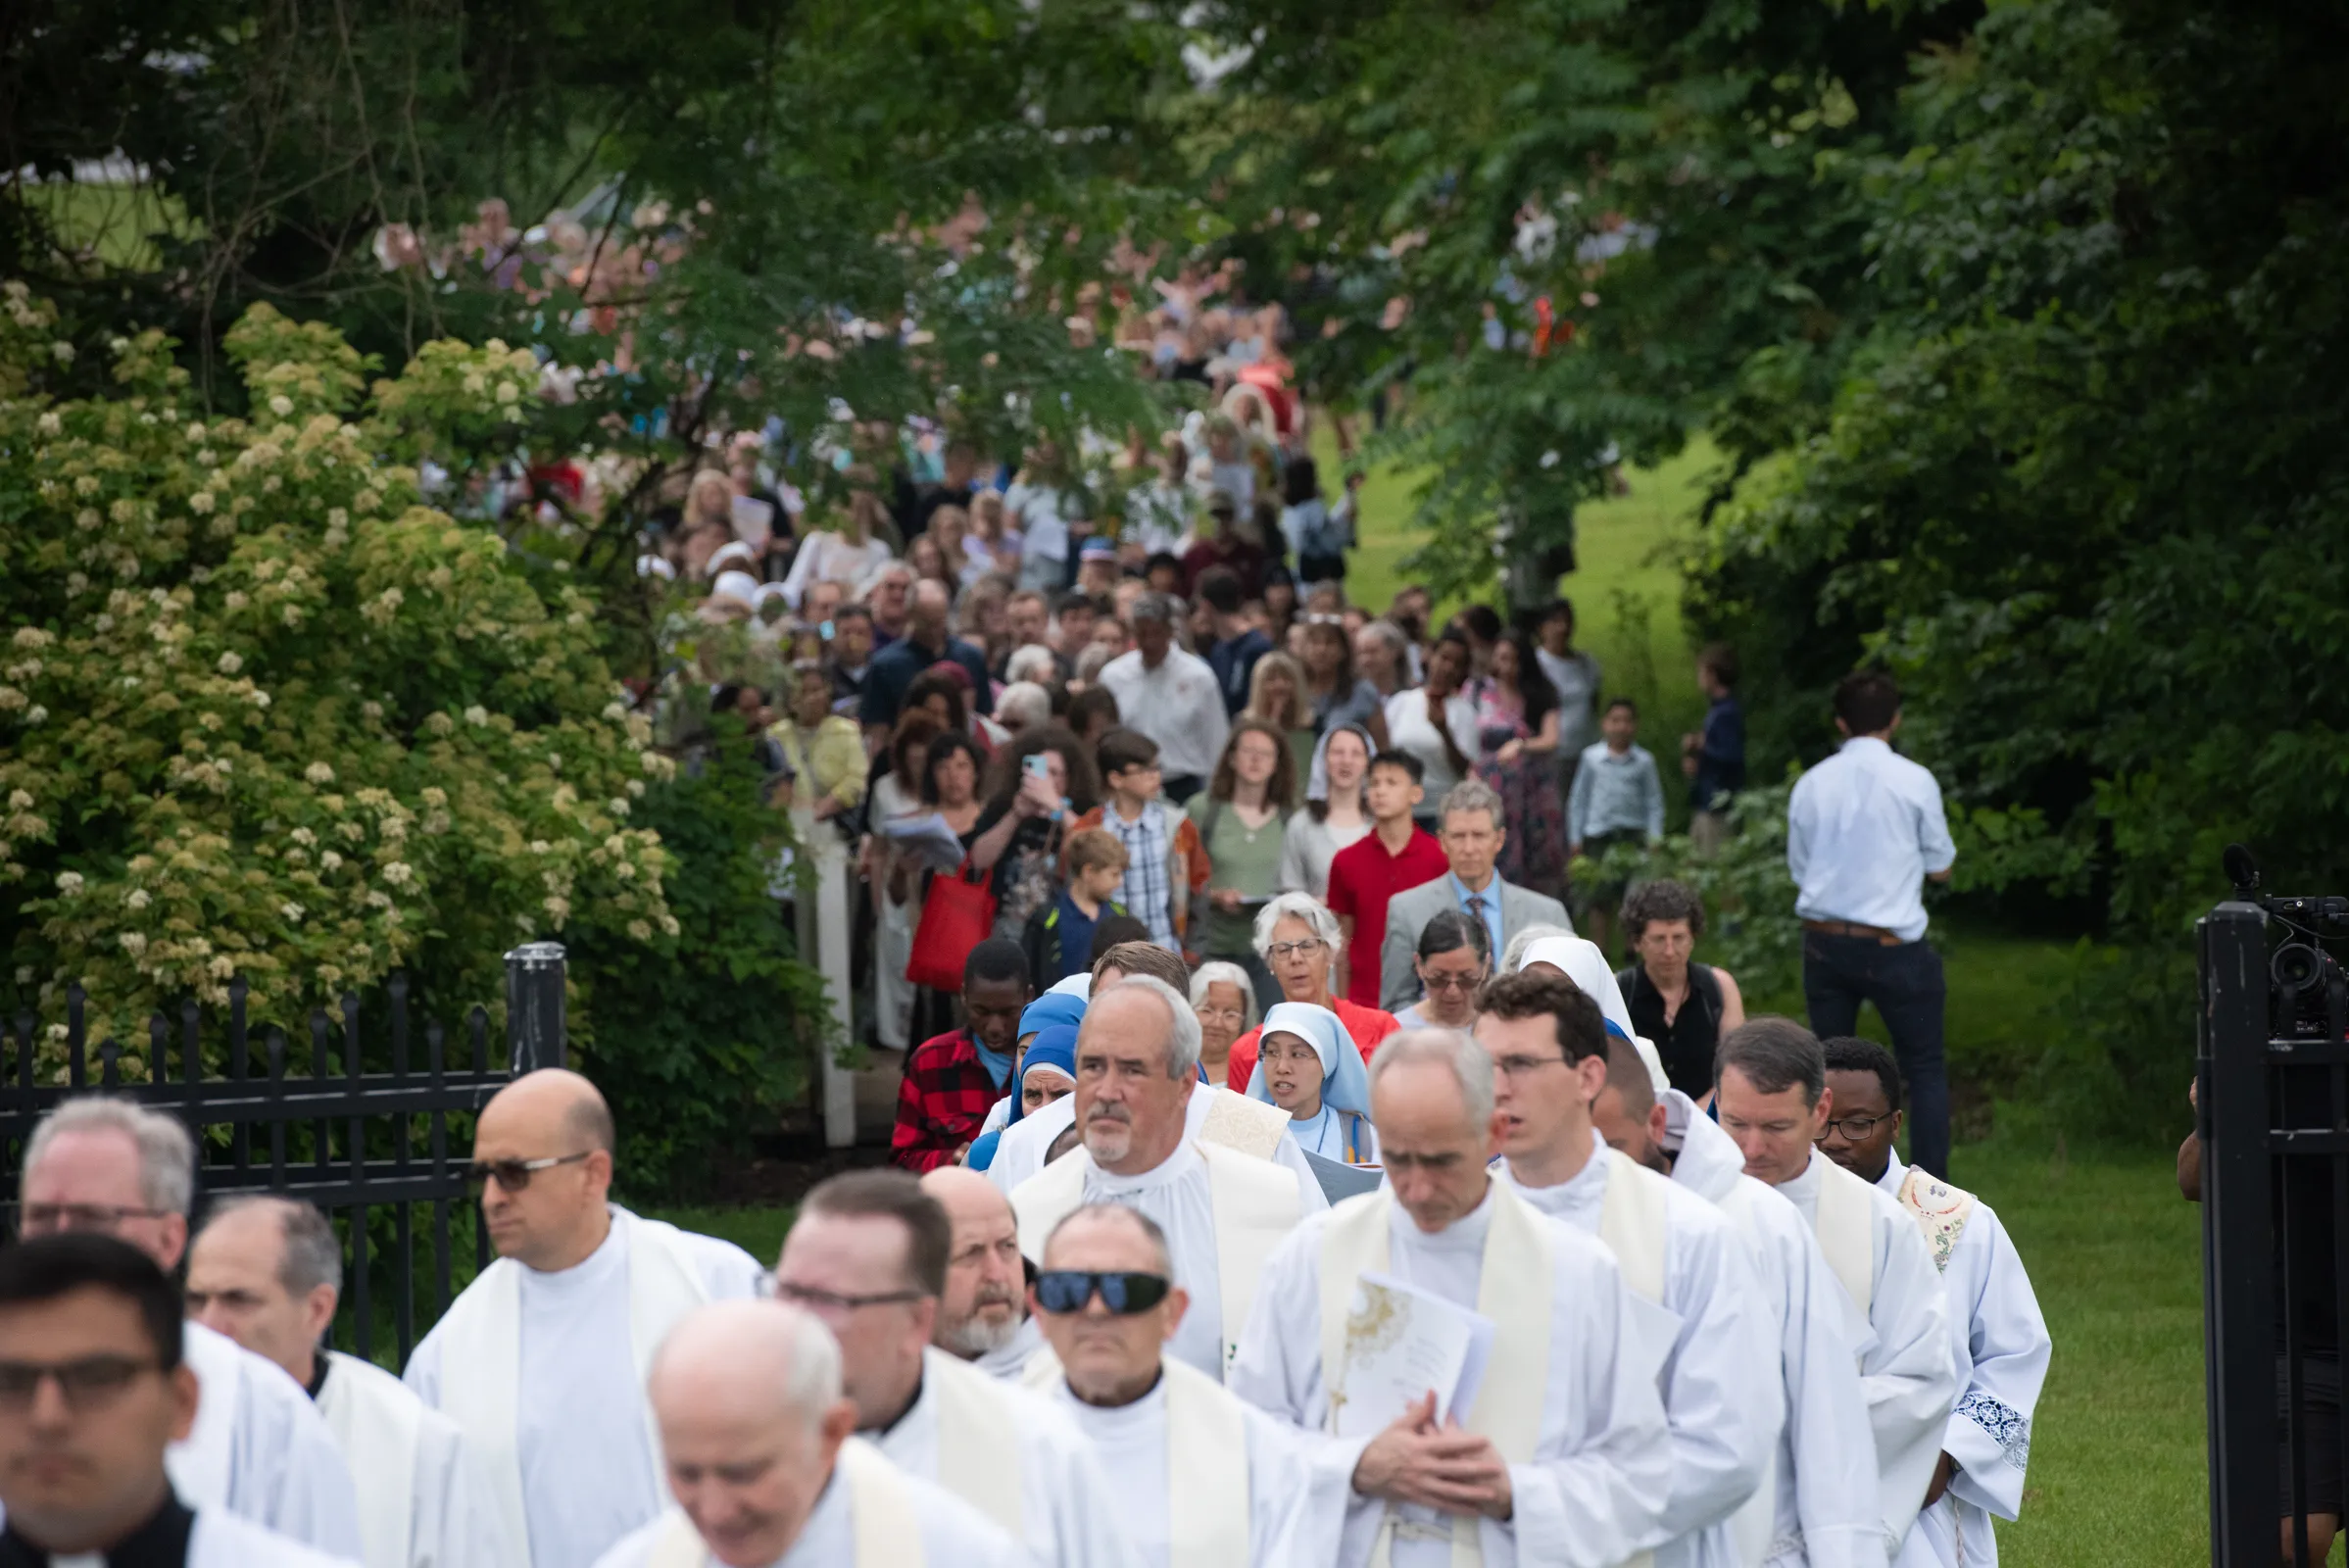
[
  {"xmin": 0, "ymin": 945, "xmax": 567, "ymax": 1367},
  {"xmin": 2199, "ymin": 900, "xmax": 2349, "ymax": 1564}
]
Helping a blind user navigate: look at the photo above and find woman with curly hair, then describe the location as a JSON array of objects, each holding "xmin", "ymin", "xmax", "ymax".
[{"xmin": 1613, "ymin": 879, "xmax": 1747, "ymax": 1103}]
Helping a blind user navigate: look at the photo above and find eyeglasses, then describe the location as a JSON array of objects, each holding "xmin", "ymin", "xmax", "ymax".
[
  {"xmin": 1265, "ymin": 939, "xmax": 1325, "ymax": 961},
  {"xmin": 758, "ymin": 1276, "xmax": 930, "ymax": 1314},
  {"xmin": 0, "ymin": 1354, "xmax": 158, "ymax": 1411},
  {"xmin": 1817, "ymin": 1113, "xmax": 1892, "ymax": 1143},
  {"xmin": 1420, "ymin": 969, "xmax": 1486, "ymax": 994},
  {"xmin": 1491, "ymin": 1054, "xmax": 1568, "ymax": 1079},
  {"xmin": 464, "ymin": 1152, "xmax": 593, "ymax": 1192},
  {"xmin": 1034, "ymin": 1270, "xmax": 1172, "ymax": 1316},
  {"xmin": 11, "ymin": 1202, "xmax": 169, "ymax": 1238}
]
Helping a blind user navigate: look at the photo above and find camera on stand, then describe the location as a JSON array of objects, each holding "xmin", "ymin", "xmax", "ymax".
[{"xmin": 2226, "ymin": 843, "xmax": 2349, "ymax": 1043}]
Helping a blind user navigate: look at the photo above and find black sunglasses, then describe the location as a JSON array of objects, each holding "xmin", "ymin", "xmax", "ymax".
[
  {"xmin": 1034, "ymin": 1270, "xmax": 1172, "ymax": 1316},
  {"xmin": 465, "ymin": 1152, "xmax": 593, "ymax": 1192}
]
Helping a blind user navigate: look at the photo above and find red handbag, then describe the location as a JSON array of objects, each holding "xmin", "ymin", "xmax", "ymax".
[{"xmin": 906, "ymin": 859, "xmax": 999, "ymax": 991}]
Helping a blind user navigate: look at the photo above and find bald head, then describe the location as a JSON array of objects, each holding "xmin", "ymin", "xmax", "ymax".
[
  {"xmin": 919, "ymin": 1167, "xmax": 1026, "ymax": 1360},
  {"xmin": 471, "ymin": 1068, "xmax": 616, "ymax": 1273},
  {"xmin": 649, "ymin": 1303, "xmax": 855, "ymax": 1568},
  {"xmin": 481, "ymin": 1068, "xmax": 615, "ymax": 1153}
]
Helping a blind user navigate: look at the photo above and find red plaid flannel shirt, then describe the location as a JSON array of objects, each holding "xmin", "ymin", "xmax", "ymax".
[{"xmin": 890, "ymin": 1028, "xmax": 1006, "ymax": 1172}]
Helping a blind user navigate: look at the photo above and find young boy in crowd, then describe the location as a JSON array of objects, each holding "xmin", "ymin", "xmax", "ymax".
[
  {"xmin": 1567, "ymin": 698, "xmax": 1667, "ymax": 955},
  {"xmin": 1325, "ymin": 750, "xmax": 1449, "ymax": 1006},
  {"xmin": 1060, "ymin": 728, "xmax": 1209, "ymax": 957},
  {"xmin": 1682, "ymin": 642, "xmax": 1745, "ymax": 855},
  {"xmin": 1023, "ymin": 828, "xmax": 1130, "ymax": 985}
]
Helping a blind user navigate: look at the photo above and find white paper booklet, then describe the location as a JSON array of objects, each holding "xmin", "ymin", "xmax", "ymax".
[
  {"xmin": 1331, "ymin": 1273, "xmax": 1496, "ymax": 1439},
  {"xmin": 878, "ymin": 810, "xmax": 970, "ymax": 872},
  {"xmin": 729, "ymin": 495, "xmax": 775, "ymax": 550}
]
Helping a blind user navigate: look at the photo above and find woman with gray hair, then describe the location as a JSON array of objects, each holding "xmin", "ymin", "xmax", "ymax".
[
  {"xmin": 1188, "ymin": 960, "xmax": 1256, "ymax": 1088},
  {"xmin": 1221, "ymin": 891, "xmax": 1401, "ymax": 1097},
  {"xmin": 994, "ymin": 680, "xmax": 1053, "ymax": 736},
  {"xmin": 1003, "ymin": 643, "xmax": 1061, "ymax": 688}
]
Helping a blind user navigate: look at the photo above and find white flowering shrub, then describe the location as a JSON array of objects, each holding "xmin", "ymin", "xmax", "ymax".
[{"xmin": 0, "ymin": 286, "xmax": 678, "ymax": 1043}]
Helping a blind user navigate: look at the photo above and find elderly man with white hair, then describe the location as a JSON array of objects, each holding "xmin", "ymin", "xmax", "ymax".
[
  {"xmin": 1221, "ymin": 892, "xmax": 1399, "ymax": 1100},
  {"xmin": 590, "ymin": 1300, "xmax": 1022, "ymax": 1568},
  {"xmin": 17, "ymin": 1098, "xmax": 364, "ymax": 1558},
  {"xmin": 188, "ymin": 1197, "xmax": 510, "ymax": 1568},
  {"xmin": 1010, "ymin": 976, "xmax": 1325, "ymax": 1383},
  {"xmin": 1228, "ymin": 1028, "xmax": 1674, "ymax": 1568}
]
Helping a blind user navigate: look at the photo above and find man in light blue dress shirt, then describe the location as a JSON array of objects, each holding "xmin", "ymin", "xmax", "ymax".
[{"xmin": 1786, "ymin": 671, "xmax": 1958, "ymax": 1175}]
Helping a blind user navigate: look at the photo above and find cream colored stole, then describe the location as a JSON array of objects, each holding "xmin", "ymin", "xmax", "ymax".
[
  {"xmin": 1894, "ymin": 1165, "xmax": 1978, "ymax": 1275},
  {"xmin": 1199, "ymin": 1088, "xmax": 1292, "ymax": 1161},
  {"xmin": 645, "ymin": 1439, "xmax": 923, "ymax": 1568},
  {"xmin": 1811, "ymin": 1158, "xmax": 1875, "ymax": 1320},
  {"xmin": 1316, "ymin": 1184, "xmax": 1554, "ymax": 1568},
  {"xmin": 923, "ymin": 1348, "xmax": 1026, "ymax": 1542},
  {"xmin": 318, "ymin": 1350, "xmax": 420, "ymax": 1568},
  {"xmin": 436, "ymin": 1208, "xmax": 713, "ymax": 1563},
  {"xmin": 1591, "ymin": 1158, "xmax": 1669, "ymax": 1568},
  {"xmin": 1022, "ymin": 1351, "xmax": 1252, "ymax": 1568},
  {"xmin": 1011, "ymin": 1140, "xmax": 1301, "ymax": 1376}
]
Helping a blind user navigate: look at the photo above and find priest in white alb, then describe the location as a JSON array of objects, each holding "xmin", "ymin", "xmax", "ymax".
[
  {"xmin": 1029, "ymin": 1202, "xmax": 1347, "ymax": 1566},
  {"xmin": 1818, "ymin": 1038, "xmax": 2050, "ymax": 1568},
  {"xmin": 1229, "ymin": 1027, "xmax": 1674, "ymax": 1568},
  {"xmin": 1591, "ymin": 1034, "xmax": 1885, "ymax": 1568},
  {"xmin": 920, "ymin": 1167, "xmax": 1045, "ymax": 1378},
  {"xmin": 1010, "ymin": 975, "xmax": 1324, "ymax": 1382},
  {"xmin": 986, "ymin": 947, "xmax": 1323, "ymax": 1197},
  {"xmin": 403, "ymin": 1069, "xmax": 764, "ymax": 1568},
  {"xmin": 1474, "ymin": 969, "xmax": 1779, "ymax": 1568},
  {"xmin": 0, "ymin": 1233, "xmax": 359, "ymax": 1568},
  {"xmin": 770, "ymin": 1169, "xmax": 1138, "ymax": 1568},
  {"xmin": 18, "ymin": 1098, "xmax": 363, "ymax": 1558},
  {"xmin": 1715, "ymin": 1020, "xmax": 1957, "ymax": 1562},
  {"xmin": 187, "ymin": 1196, "xmax": 510, "ymax": 1568},
  {"xmin": 591, "ymin": 1299, "xmax": 1024, "ymax": 1568}
]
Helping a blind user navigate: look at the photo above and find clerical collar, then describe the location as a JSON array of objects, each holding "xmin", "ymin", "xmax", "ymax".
[
  {"xmin": 1873, "ymin": 1150, "xmax": 1907, "ymax": 1195},
  {"xmin": 306, "ymin": 1351, "xmax": 331, "ymax": 1401},
  {"xmin": 866, "ymin": 1374, "xmax": 925, "ymax": 1442},
  {"xmin": 0, "ymin": 1491, "xmax": 194, "ymax": 1568}
]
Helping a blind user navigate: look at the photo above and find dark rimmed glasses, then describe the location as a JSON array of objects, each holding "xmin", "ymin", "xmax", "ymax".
[
  {"xmin": 1816, "ymin": 1113, "xmax": 1893, "ymax": 1143},
  {"xmin": 757, "ymin": 1275, "xmax": 931, "ymax": 1315},
  {"xmin": 0, "ymin": 1354, "xmax": 160, "ymax": 1411}
]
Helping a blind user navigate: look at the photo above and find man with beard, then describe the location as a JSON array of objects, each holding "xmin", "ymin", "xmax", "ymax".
[
  {"xmin": 920, "ymin": 1168, "xmax": 1042, "ymax": 1378},
  {"xmin": 1009, "ymin": 977, "xmax": 1321, "ymax": 1382}
]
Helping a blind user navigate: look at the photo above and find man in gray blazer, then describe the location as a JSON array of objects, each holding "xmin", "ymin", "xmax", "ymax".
[{"xmin": 1380, "ymin": 779, "xmax": 1572, "ymax": 1012}]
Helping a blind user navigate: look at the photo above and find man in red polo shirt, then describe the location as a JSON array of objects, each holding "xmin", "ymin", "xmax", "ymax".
[
  {"xmin": 1326, "ymin": 751, "xmax": 1449, "ymax": 1007},
  {"xmin": 890, "ymin": 939, "xmax": 1032, "ymax": 1171}
]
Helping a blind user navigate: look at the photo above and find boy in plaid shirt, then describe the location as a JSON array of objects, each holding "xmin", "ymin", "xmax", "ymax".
[
  {"xmin": 1059, "ymin": 728, "xmax": 1209, "ymax": 956},
  {"xmin": 889, "ymin": 939, "xmax": 1031, "ymax": 1172}
]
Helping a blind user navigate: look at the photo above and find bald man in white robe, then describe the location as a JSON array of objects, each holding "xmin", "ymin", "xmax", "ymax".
[
  {"xmin": 591, "ymin": 1300, "xmax": 1022, "ymax": 1568},
  {"xmin": 404, "ymin": 1070, "xmax": 763, "ymax": 1568}
]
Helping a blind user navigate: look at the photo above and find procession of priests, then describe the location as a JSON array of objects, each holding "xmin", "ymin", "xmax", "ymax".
[{"xmin": 0, "ymin": 958, "xmax": 2050, "ymax": 1568}]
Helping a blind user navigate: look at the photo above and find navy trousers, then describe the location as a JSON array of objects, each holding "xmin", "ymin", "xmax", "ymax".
[{"xmin": 1802, "ymin": 931, "xmax": 1950, "ymax": 1177}]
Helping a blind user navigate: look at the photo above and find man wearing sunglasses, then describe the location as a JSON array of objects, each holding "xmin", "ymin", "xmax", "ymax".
[
  {"xmin": 405, "ymin": 1069, "xmax": 763, "ymax": 1568},
  {"xmin": 0, "ymin": 1233, "xmax": 357, "ymax": 1568},
  {"xmin": 1030, "ymin": 1203, "xmax": 1343, "ymax": 1567},
  {"xmin": 1714, "ymin": 1019, "xmax": 1956, "ymax": 1563},
  {"xmin": 771, "ymin": 1171, "xmax": 1135, "ymax": 1568},
  {"xmin": 1818, "ymin": 1038, "xmax": 2050, "ymax": 1568},
  {"xmin": 1227, "ymin": 1026, "xmax": 1674, "ymax": 1568},
  {"xmin": 17, "ymin": 1098, "xmax": 362, "ymax": 1559}
]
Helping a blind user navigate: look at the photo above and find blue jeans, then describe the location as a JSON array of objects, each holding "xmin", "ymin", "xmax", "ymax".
[{"xmin": 1803, "ymin": 932, "xmax": 1949, "ymax": 1177}]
